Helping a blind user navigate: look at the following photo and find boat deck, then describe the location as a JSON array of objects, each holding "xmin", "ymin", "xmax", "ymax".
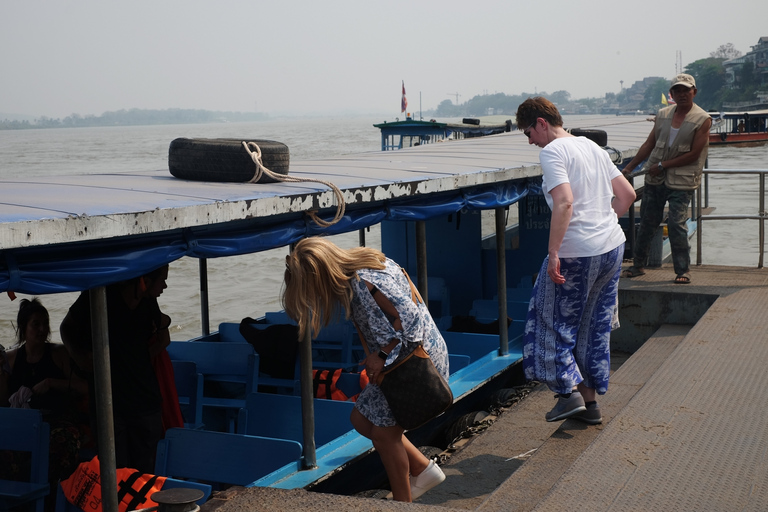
[{"xmin": 203, "ymin": 263, "xmax": 768, "ymax": 511}]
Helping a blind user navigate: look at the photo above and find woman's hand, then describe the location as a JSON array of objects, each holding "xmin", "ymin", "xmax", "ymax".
[{"xmin": 362, "ymin": 352, "xmax": 385, "ymax": 382}]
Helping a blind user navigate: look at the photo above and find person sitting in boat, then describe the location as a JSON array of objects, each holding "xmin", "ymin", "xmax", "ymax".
[
  {"xmin": 738, "ymin": 120, "xmax": 746, "ymax": 133},
  {"xmin": 1, "ymin": 297, "xmax": 89, "ymax": 506},
  {"xmin": 60, "ymin": 265, "xmax": 177, "ymax": 474},
  {"xmin": 282, "ymin": 237, "xmax": 448, "ymax": 502},
  {"xmin": 515, "ymin": 97, "xmax": 636, "ymax": 424},
  {"xmin": 621, "ymin": 73, "xmax": 711, "ymax": 284}
]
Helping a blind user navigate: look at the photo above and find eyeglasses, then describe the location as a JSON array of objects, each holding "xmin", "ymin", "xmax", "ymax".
[{"xmin": 524, "ymin": 119, "xmax": 538, "ymax": 138}]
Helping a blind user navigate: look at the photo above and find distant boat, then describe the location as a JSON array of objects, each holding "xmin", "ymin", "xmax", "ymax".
[
  {"xmin": 709, "ymin": 110, "xmax": 768, "ymax": 147},
  {"xmin": 373, "ymin": 115, "xmax": 513, "ymax": 150}
]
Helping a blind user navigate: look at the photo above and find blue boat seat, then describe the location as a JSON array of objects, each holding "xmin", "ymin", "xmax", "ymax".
[
  {"xmin": 448, "ymin": 354, "xmax": 471, "ymax": 374},
  {"xmin": 237, "ymin": 392, "xmax": 355, "ymax": 446},
  {"xmin": 154, "ymin": 428, "xmax": 302, "ymax": 488},
  {"xmin": 171, "ymin": 360, "xmax": 205, "ymax": 429},
  {"xmin": 167, "ymin": 341, "xmax": 260, "ymax": 431},
  {"xmin": 0, "ymin": 408, "xmax": 50, "ymax": 512},
  {"xmin": 440, "ymin": 331, "xmax": 500, "ymax": 363}
]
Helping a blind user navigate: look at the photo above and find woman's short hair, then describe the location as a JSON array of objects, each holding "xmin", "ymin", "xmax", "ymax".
[
  {"xmin": 515, "ymin": 97, "xmax": 563, "ymax": 129},
  {"xmin": 16, "ymin": 297, "xmax": 50, "ymax": 344}
]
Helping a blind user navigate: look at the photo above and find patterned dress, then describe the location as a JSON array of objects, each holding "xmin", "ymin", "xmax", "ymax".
[{"xmin": 351, "ymin": 259, "xmax": 449, "ymax": 427}]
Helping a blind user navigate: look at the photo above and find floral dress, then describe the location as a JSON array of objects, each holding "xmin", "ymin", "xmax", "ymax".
[{"xmin": 351, "ymin": 258, "xmax": 449, "ymax": 428}]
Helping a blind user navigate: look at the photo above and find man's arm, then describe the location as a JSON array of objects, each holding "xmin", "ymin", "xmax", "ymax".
[{"xmin": 622, "ymin": 128, "xmax": 657, "ymax": 176}]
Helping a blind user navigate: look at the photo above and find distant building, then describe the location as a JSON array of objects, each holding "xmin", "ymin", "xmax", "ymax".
[{"xmin": 723, "ymin": 36, "xmax": 768, "ymax": 88}]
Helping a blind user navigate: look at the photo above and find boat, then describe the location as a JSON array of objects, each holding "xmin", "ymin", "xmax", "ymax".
[
  {"xmin": 373, "ymin": 114, "xmax": 513, "ymax": 150},
  {"xmin": 0, "ymin": 117, "xmax": 656, "ymax": 511},
  {"xmin": 709, "ymin": 110, "xmax": 768, "ymax": 147}
]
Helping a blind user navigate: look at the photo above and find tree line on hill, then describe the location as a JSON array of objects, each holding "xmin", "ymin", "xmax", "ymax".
[
  {"xmin": 0, "ymin": 108, "xmax": 269, "ymax": 130},
  {"xmin": 433, "ymin": 43, "xmax": 764, "ymax": 117}
]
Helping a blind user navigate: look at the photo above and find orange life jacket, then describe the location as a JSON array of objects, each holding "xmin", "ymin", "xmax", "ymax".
[
  {"xmin": 60, "ymin": 456, "xmax": 167, "ymax": 512},
  {"xmin": 312, "ymin": 369, "xmax": 369, "ymax": 401}
]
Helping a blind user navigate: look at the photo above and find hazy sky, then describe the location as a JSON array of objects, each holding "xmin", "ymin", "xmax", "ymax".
[{"xmin": 2, "ymin": 0, "xmax": 766, "ymax": 119}]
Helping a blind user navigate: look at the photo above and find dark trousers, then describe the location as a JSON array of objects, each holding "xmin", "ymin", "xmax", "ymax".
[
  {"xmin": 114, "ymin": 410, "xmax": 164, "ymax": 474},
  {"xmin": 633, "ymin": 182, "xmax": 693, "ymax": 275}
]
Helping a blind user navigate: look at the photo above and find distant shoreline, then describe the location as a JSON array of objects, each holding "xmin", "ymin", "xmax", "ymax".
[{"xmin": 0, "ymin": 108, "xmax": 270, "ymax": 130}]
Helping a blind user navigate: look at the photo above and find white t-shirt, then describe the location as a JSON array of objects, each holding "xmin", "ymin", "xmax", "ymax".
[{"xmin": 540, "ymin": 136, "xmax": 626, "ymax": 258}]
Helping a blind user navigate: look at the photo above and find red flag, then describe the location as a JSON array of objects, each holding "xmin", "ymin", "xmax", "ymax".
[{"xmin": 401, "ymin": 81, "xmax": 408, "ymax": 113}]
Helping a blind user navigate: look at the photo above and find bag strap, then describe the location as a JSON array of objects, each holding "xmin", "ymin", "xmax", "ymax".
[{"xmin": 356, "ymin": 266, "xmax": 421, "ymax": 357}]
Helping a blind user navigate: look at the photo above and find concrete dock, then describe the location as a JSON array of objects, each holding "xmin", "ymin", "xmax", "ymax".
[{"xmin": 202, "ymin": 263, "xmax": 768, "ymax": 511}]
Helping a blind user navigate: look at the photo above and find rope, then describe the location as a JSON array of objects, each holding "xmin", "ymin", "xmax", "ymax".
[{"xmin": 242, "ymin": 141, "xmax": 346, "ymax": 227}]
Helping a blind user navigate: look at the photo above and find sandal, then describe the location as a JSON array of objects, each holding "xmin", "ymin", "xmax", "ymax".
[
  {"xmin": 622, "ymin": 266, "xmax": 646, "ymax": 278},
  {"xmin": 674, "ymin": 273, "xmax": 691, "ymax": 284}
]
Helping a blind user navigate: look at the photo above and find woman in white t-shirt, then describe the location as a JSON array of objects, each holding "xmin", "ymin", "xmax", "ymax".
[{"xmin": 515, "ymin": 97, "xmax": 636, "ymax": 425}]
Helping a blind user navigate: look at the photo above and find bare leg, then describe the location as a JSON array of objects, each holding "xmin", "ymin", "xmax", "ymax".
[
  {"xmin": 351, "ymin": 409, "xmax": 412, "ymax": 502},
  {"xmin": 403, "ymin": 435, "xmax": 430, "ymax": 477},
  {"xmin": 577, "ymin": 382, "xmax": 596, "ymax": 403}
]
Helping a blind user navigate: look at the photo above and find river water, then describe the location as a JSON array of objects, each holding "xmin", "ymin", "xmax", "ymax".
[{"xmin": 1, "ymin": 116, "xmax": 766, "ymax": 347}]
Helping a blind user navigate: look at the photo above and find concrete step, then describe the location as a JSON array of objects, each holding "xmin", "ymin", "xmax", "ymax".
[{"xmin": 473, "ymin": 324, "xmax": 689, "ymax": 512}]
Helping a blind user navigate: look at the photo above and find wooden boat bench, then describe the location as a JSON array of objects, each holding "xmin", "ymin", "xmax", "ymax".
[
  {"xmin": 0, "ymin": 408, "xmax": 50, "ymax": 512},
  {"xmin": 154, "ymin": 428, "xmax": 302, "ymax": 488}
]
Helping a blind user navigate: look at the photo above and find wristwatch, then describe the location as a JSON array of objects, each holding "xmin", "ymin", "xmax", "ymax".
[
  {"xmin": 377, "ymin": 349, "xmax": 389, "ymax": 360},
  {"xmin": 657, "ymin": 162, "xmax": 665, "ymax": 172}
]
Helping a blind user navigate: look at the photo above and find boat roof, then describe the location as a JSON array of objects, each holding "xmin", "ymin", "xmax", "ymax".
[{"xmin": 0, "ymin": 116, "xmax": 653, "ymax": 295}]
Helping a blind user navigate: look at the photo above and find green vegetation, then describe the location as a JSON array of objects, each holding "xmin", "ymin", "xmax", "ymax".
[
  {"xmin": 435, "ymin": 42, "xmax": 765, "ymax": 116},
  {"xmin": 0, "ymin": 108, "xmax": 269, "ymax": 130}
]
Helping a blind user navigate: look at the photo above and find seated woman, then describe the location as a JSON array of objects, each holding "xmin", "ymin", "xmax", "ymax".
[{"xmin": 1, "ymin": 298, "xmax": 89, "ymax": 492}]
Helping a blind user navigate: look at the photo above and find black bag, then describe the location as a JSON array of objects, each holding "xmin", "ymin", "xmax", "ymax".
[
  {"xmin": 376, "ymin": 344, "xmax": 453, "ymax": 430},
  {"xmin": 358, "ymin": 268, "xmax": 453, "ymax": 430}
]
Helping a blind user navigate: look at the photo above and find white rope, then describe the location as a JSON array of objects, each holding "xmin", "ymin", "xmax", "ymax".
[{"xmin": 242, "ymin": 141, "xmax": 346, "ymax": 227}]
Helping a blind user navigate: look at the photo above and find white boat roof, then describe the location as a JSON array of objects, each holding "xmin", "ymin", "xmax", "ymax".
[{"xmin": 0, "ymin": 116, "xmax": 652, "ymax": 252}]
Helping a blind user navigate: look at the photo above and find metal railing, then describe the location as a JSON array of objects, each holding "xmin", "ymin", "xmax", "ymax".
[{"xmin": 696, "ymin": 168, "xmax": 768, "ymax": 268}]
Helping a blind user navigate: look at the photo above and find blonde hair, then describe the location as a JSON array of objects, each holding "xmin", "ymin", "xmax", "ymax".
[{"xmin": 282, "ymin": 237, "xmax": 386, "ymax": 340}]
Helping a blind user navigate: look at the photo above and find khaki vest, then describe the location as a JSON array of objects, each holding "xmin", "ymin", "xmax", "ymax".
[{"xmin": 644, "ymin": 103, "xmax": 710, "ymax": 190}]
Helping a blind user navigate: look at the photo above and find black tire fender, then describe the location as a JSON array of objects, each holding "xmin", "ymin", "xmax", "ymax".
[
  {"xmin": 569, "ymin": 128, "xmax": 608, "ymax": 147},
  {"xmin": 168, "ymin": 138, "xmax": 289, "ymax": 183}
]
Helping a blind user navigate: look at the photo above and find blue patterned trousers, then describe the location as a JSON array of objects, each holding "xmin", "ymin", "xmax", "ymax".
[{"xmin": 522, "ymin": 244, "xmax": 623, "ymax": 395}]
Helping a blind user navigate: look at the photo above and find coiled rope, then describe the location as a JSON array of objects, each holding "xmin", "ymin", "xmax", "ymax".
[{"xmin": 242, "ymin": 141, "xmax": 346, "ymax": 227}]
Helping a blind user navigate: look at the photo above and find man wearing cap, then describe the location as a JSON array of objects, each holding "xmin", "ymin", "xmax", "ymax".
[{"xmin": 622, "ymin": 73, "xmax": 711, "ymax": 284}]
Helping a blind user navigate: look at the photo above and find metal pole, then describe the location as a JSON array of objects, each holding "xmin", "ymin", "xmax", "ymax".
[
  {"xmin": 495, "ymin": 208, "xmax": 509, "ymax": 356},
  {"xmin": 299, "ymin": 318, "xmax": 317, "ymax": 469},
  {"xmin": 760, "ymin": 172, "xmax": 765, "ymax": 269},
  {"xmin": 89, "ymin": 287, "xmax": 118, "ymax": 512},
  {"xmin": 199, "ymin": 258, "xmax": 210, "ymax": 336},
  {"xmin": 415, "ymin": 221, "xmax": 428, "ymax": 301},
  {"xmin": 628, "ymin": 176, "xmax": 636, "ymax": 258},
  {"xmin": 358, "ymin": 228, "xmax": 366, "ymax": 247},
  {"xmin": 696, "ymin": 185, "xmax": 703, "ymax": 266}
]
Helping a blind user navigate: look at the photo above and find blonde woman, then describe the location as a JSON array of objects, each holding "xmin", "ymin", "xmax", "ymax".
[{"xmin": 283, "ymin": 237, "xmax": 448, "ymax": 502}]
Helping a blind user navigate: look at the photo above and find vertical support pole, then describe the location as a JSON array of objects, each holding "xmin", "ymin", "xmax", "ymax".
[
  {"xmin": 199, "ymin": 258, "xmax": 210, "ymax": 336},
  {"xmin": 757, "ymin": 172, "xmax": 765, "ymax": 268},
  {"xmin": 359, "ymin": 228, "xmax": 366, "ymax": 247},
  {"xmin": 90, "ymin": 287, "xmax": 118, "ymax": 512},
  {"xmin": 299, "ymin": 318, "xmax": 317, "ymax": 469},
  {"xmin": 696, "ymin": 184, "xmax": 703, "ymax": 266},
  {"xmin": 415, "ymin": 221, "xmax": 428, "ymax": 303},
  {"xmin": 495, "ymin": 208, "xmax": 509, "ymax": 356},
  {"xmin": 627, "ymin": 176, "xmax": 636, "ymax": 259}
]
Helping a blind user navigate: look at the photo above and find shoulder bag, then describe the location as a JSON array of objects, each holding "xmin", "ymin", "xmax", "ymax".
[{"xmin": 356, "ymin": 268, "xmax": 453, "ymax": 430}]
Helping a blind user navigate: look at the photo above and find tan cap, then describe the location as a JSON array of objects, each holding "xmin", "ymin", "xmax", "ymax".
[{"xmin": 671, "ymin": 73, "xmax": 696, "ymax": 88}]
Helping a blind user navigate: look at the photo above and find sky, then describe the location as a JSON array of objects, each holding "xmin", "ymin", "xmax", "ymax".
[{"xmin": 2, "ymin": 0, "xmax": 767, "ymax": 119}]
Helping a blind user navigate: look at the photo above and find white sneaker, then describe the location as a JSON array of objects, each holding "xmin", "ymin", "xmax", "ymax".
[{"xmin": 410, "ymin": 460, "xmax": 445, "ymax": 499}]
